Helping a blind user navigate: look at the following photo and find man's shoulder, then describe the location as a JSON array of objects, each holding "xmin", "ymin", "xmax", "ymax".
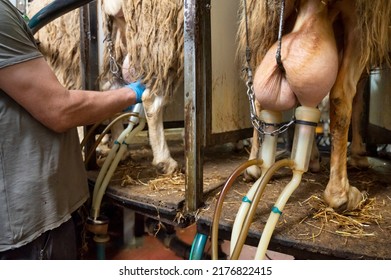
[
  {"xmin": 0, "ymin": 0, "xmax": 23, "ymax": 30},
  {"xmin": 0, "ymin": 0, "xmax": 16, "ymax": 15}
]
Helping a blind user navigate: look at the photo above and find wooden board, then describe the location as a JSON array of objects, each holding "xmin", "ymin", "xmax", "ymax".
[
  {"xmin": 88, "ymin": 140, "xmax": 249, "ymax": 226},
  {"xmin": 88, "ymin": 135, "xmax": 391, "ymax": 259}
]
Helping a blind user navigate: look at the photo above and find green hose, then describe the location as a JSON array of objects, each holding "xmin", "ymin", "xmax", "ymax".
[{"xmin": 189, "ymin": 233, "xmax": 208, "ymax": 260}]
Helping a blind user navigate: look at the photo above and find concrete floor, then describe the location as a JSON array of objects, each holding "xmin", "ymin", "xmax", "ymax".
[
  {"xmin": 86, "ymin": 222, "xmax": 294, "ymax": 260},
  {"xmin": 109, "ymin": 224, "xmax": 196, "ymax": 260}
]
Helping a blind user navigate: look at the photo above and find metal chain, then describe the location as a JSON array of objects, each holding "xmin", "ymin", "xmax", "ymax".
[
  {"xmin": 104, "ymin": 15, "xmax": 122, "ymax": 80},
  {"xmin": 105, "ymin": 36, "xmax": 122, "ymax": 79},
  {"xmin": 243, "ymin": 0, "xmax": 295, "ymax": 138},
  {"xmin": 245, "ymin": 67, "xmax": 295, "ymax": 137}
]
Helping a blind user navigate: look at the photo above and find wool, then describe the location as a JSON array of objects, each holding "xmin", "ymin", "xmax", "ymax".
[{"xmin": 29, "ymin": 0, "xmax": 82, "ymax": 89}]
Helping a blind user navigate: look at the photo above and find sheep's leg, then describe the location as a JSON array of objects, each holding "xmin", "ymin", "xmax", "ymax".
[
  {"xmin": 324, "ymin": 13, "xmax": 364, "ymax": 210},
  {"xmin": 143, "ymin": 92, "xmax": 179, "ymax": 175},
  {"xmin": 348, "ymin": 75, "xmax": 370, "ymax": 169}
]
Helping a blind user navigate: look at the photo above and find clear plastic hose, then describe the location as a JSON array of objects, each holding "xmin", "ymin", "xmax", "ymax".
[{"xmin": 211, "ymin": 159, "xmax": 263, "ymax": 260}]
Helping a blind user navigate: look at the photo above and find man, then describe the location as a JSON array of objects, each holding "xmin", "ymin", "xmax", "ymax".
[{"xmin": 0, "ymin": 0, "xmax": 145, "ymax": 259}]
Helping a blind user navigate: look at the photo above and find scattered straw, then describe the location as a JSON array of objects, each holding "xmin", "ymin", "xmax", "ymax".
[
  {"xmin": 119, "ymin": 163, "xmax": 224, "ymax": 192},
  {"xmin": 147, "ymin": 172, "xmax": 185, "ymax": 191},
  {"xmin": 121, "ymin": 175, "xmax": 140, "ymax": 187},
  {"xmin": 301, "ymin": 194, "xmax": 383, "ymax": 238}
]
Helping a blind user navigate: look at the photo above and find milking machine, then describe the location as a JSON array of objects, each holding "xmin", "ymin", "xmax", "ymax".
[
  {"xmin": 82, "ymin": 112, "xmax": 135, "ymax": 165},
  {"xmin": 229, "ymin": 110, "xmax": 282, "ymax": 254},
  {"xmin": 205, "ymin": 106, "xmax": 320, "ymax": 260},
  {"xmin": 90, "ymin": 104, "xmax": 146, "ymax": 221},
  {"xmin": 85, "ymin": 104, "xmax": 146, "ymax": 259}
]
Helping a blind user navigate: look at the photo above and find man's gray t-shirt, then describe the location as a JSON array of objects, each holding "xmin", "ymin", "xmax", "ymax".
[{"xmin": 0, "ymin": 0, "xmax": 89, "ymax": 251}]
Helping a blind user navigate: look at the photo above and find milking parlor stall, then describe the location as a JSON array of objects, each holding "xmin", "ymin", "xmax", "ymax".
[{"xmin": 26, "ymin": 0, "xmax": 391, "ymax": 260}]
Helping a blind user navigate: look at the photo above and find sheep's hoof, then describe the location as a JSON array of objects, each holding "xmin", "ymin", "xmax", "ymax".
[
  {"xmin": 324, "ymin": 185, "xmax": 363, "ymax": 212},
  {"xmin": 309, "ymin": 158, "xmax": 321, "ymax": 173},
  {"xmin": 348, "ymin": 155, "xmax": 369, "ymax": 170},
  {"xmin": 243, "ymin": 165, "xmax": 261, "ymax": 182},
  {"xmin": 155, "ymin": 158, "xmax": 179, "ymax": 175}
]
